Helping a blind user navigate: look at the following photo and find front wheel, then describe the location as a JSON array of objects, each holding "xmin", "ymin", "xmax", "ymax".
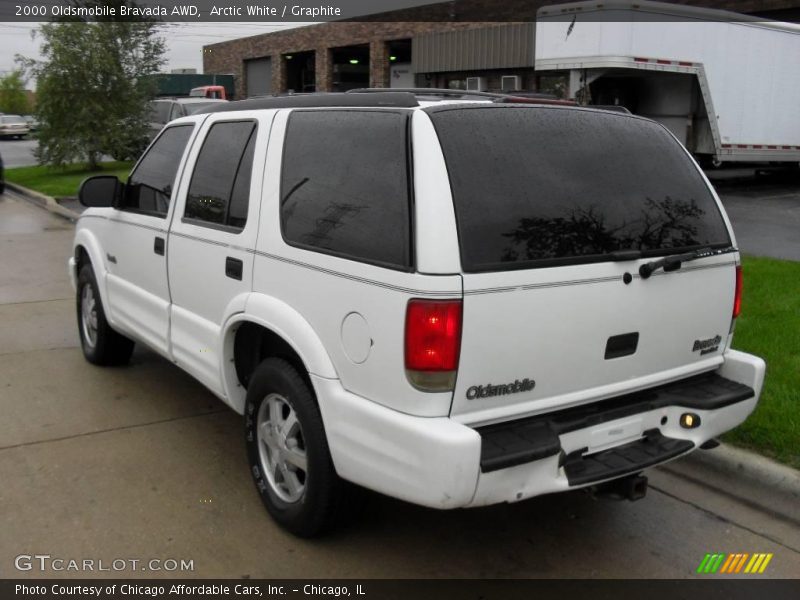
[
  {"xmin": 244, "ymin": 358, "xmax": 353, "ymax": 537},
  {"xmin": 77, "ymin": 264, "xmax": 134, "ymax": 365}
]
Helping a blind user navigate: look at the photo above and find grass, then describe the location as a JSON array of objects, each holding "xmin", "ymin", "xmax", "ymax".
[
  {"xmin": 5, "ymin": 161, "xmax": 133, "ymax": 198},
  {"xmin": 725, "ymin": 256, "xmax": 800, "ymax": 469}
]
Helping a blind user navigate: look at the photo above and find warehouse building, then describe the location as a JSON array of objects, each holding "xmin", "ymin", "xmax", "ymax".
[{"xmin": 202, "ymin": 0, "xmax": 800, "ymax": 99}]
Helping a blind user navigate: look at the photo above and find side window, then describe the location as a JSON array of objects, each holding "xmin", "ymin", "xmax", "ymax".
[
  {"xmin": 122, "ymin": 125, "xmax": 193, "ymax": 217},
  {"xmin": 184, "ymin": 120, "xmax": 257, "ymax": 231},
  {"xmin": 280, "ymin": 110, "xmax": 412, "ymax": 270},
  {"xmin": 169, "ymin": 104, "xmax": 183, "ymax": 121}
]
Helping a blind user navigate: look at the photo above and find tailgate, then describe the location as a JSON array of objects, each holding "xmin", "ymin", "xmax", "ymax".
[
  {"xmin": 424, "ymin": 104, "xmax": 738, "ymax": 425},
  {"xmin": 453, "ymin": 257, "xmax": 737, "ymax": 424}
]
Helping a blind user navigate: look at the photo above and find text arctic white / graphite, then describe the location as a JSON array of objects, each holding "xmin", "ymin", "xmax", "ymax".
[{"xmin": 210, "ymin": 4, "xmax": 343, "ymax": 16}]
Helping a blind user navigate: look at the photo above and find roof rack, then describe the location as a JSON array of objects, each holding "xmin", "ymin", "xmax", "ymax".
[
  {"xmin": 348, "ymin": 87, "xmax": 507, "ymax": 100},
  {"xmin": 196, "ymin": 91, "xmax": 419, "ymax": 114},
  {"xmin": 591, "ymin": 105, "xmax": 632, "ymax": 114},
  {"xmin": 347, "ymin": 88, "xmax": 576, "ymax": 106}
]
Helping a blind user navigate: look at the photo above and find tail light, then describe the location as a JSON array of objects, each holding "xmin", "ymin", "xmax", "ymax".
[
  {"xmin": 733, "ymin": 265, "xmax": 743, "ymax": 318},
  {"xmin": 404, "ymin": 299, "xmax": 462, "ymax": 392}
]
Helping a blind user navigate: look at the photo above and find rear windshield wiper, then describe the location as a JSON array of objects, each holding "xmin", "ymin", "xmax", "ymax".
[{"xmin": 639, "ymin": 246, "xmax": 737, "ymax": 279}]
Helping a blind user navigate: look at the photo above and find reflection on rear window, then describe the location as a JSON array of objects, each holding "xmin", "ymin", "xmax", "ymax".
[{"xmin": 429, "ymin": 106, "xmax": 731, "ymax": 272}]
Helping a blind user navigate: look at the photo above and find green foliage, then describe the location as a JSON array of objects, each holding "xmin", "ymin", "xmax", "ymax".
[
  {"xmin": 24, "ymin": 4, "xmax": 165, "ymax": 169},
  {"xmin": 726, "ymin": 256, "xmax": 800, "ymax": 468},
  {"xmin": 0, "ymin": 71, "xmax": 30, "ymax": 115}
]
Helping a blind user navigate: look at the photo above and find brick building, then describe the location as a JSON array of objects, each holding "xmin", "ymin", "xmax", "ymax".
[{"xmin": 202, "ymin": 0, "xmax": 800, "ymax": 99}]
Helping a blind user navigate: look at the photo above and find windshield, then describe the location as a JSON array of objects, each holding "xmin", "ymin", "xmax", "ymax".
[
  {"xmin": 2, "ymin": 116, "xmax": 26, "ymax": 124},
  {"xmin": 428, "ymin": 105, "xmax": 731, "ymax": 272}
]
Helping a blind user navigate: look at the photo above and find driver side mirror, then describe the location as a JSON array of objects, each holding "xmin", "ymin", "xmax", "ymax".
[{"xmin": 78, "ymin": 175, "xmax": 124, "ymax": 208}]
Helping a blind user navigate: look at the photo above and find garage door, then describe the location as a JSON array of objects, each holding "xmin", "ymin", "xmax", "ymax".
[{"xmin": 246, "ymin": 58, "xmax": 272, "ymax": 97}]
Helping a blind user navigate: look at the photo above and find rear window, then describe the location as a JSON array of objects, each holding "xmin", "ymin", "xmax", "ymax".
[
  {"xmin": 183, "ymin": 102, "xmax": 220, "ymax": 116},
  {"xmin": 428, "ymin": 106, "xmax": 731, "ymax": 272},
  {"xmin": 149, "ymin": 102, "xmax": 171, "ymax": 124}
]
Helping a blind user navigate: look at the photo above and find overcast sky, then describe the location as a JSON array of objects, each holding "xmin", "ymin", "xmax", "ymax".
[{"xmin": 0, "ymin": 22, "xmax": 316, "ymax": 85}]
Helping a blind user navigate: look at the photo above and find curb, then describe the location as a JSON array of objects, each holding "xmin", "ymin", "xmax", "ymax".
[
  {"xmin": 661, "ymin": 442, "xmax": 800, "ymax": 523},
  {"xmin": 5, "ymin": 181, "xmax": 81, "ymax": 221},
  {"xmin": 685, "ymin": 442, "xmax": 800, "ymax": 498}
]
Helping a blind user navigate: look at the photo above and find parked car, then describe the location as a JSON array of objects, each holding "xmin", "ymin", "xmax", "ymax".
[
  {"xmin": 70, "ymin": 90, "xmax": 765, "ymax": 537},
  {"xmin": 147, "ymin": 98, "xmax": 227, "ymax": 140},
  {"xmin": 22, "ymin": 115, "xmax": 39, "ymax": 132},
  {"xmin": 0, "ymin": 115, "xmax": 30, "ymax": 139}
]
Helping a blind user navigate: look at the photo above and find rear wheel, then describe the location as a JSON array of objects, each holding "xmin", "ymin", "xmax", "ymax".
[
  {"xmin": 244, "ymin": 358, "xmax": 353, "ymax": 537},
  {"xmin": 77, "ymin": 264, "xmax": 134, "ymax": 365}
]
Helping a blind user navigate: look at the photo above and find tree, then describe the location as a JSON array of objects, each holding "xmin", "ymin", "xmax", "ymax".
[
  {"xmin": 0, "ymin": 71, "xmax": 30, "ymax": 115},
  {"xmin": 24, "ymin": 3, "xmax": 165, "ymax": 169}
]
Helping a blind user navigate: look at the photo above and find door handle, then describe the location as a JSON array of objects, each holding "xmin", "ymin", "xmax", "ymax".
[
  {"xmin": 225, "ymin": 257, "xmax": 243, "ymax": 280},
  {"xmin": 154, "ymin": 237, "xmax": 165, "ymax": 256}
]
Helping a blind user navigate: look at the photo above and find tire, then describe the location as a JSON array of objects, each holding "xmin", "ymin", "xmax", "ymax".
[
  {"xmin": 76, "ymin": 264, "xmax": 134, "ymax": 366},
  {"xmin": 245, "ymin": 358, "xmax": 353, "ymax": 537}
]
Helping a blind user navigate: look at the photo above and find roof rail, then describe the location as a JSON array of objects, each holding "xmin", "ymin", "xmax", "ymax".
[
  {"xmin": 590, "ymin": 105, "xmax": 633, "ymax": 114},
  {"xmin": 348, "ymin": 87, "xmax": 506, "ymax": 100},
  {"xmin": 195, "ymin": 91, "xmax": 419, "ymax": 114},
  {"xmin": 347, "ymin": 87, "xmax": 576, "ymax": 106}
]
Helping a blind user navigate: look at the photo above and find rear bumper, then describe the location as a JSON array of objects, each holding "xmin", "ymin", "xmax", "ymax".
[
  {"xmin": 0, "ymin": 128, "xmax": 29, "ymax": 136},
  {"xmin": 314, "ymin": 349, "xmax": 765, "ymax": 509}
]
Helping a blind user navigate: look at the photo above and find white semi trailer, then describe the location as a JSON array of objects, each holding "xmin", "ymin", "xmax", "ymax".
[{"xmin": 535, "ymin": 0, "xmax": 800, "ymax": 166}]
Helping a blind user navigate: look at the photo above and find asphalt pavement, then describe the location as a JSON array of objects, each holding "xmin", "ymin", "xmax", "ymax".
[
  {"xmin": 0, "ymin": 189, "xmax": 798, "ymax": 579},
  {"xmin": 0, "ymin": 137, "xmax": 38, "ymax": 168},
  {"xmin": 712, "ymin": 169, "xmax": 800, "ymax": 261}
]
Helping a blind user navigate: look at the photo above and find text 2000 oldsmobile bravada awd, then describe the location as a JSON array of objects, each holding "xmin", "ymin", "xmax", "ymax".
[{"xmin": 69, "ymin": 91, "xmax": 765, "ymax": 536}]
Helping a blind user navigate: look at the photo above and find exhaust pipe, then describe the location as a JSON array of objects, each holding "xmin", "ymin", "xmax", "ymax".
[{"xmin": 592, "ymin": 474, "xmax": 648, "ymax": 502}]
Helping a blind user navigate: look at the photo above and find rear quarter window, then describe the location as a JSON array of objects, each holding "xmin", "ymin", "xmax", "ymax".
[
  {"xmin": 428, "ymin": 106, "xmax": 731, "ymax": 272},
  {"xmin": 279, "ymin": 110, "xmax": 412, "ymax": 270}
]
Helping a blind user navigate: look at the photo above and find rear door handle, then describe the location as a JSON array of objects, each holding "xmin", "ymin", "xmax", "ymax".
[
  {"xmin": 225, "ymin": 257, "xmax": 243, "ymax": 280},
  {"xmin": 154, "ymin": 236, "xmax": 165, "ymax": 256}
]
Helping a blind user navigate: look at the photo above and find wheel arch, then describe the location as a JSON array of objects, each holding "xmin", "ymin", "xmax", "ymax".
[
  {"xmin": 220, "ymin": 294, "xmax": 338, "ymax": 414},
  {"xmin": 72, "ymin": 228, "xmax": 113, "ymax": 314}
]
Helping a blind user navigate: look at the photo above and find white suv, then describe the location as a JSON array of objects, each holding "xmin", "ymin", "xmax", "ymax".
[{"xmin": 70, "ymin": 90, "xmax": 765, "ymax": 537}]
